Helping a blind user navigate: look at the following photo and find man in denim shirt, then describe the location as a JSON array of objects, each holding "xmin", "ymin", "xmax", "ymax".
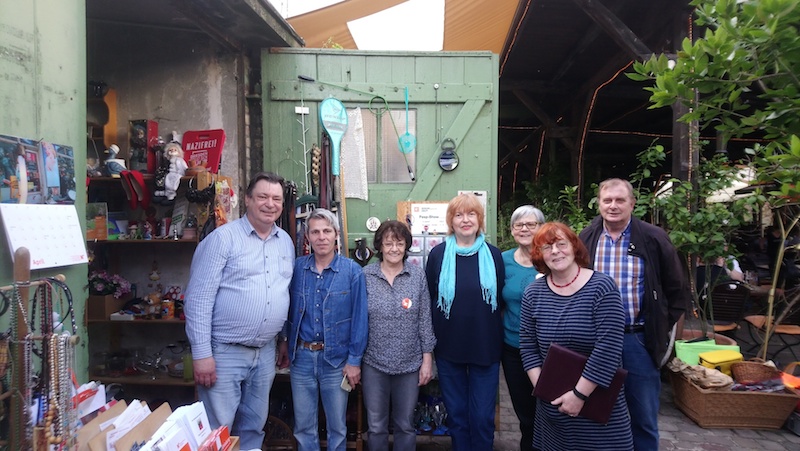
[{"xmin": 282, "ymin": 208, "xmax": 368, "ymax": 451}]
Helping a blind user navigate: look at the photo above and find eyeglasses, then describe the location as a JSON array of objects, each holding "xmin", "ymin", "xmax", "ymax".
[
  {"xmin": 540, "ymin": 240, "xmax": 570, "ymax": 254},
  {"xmin": 512, "ymin": 222, "xmax": 541, "ymax": 231},
  {"xmin": 382, "ymin": 241, "xmax": 406, "ymax": 250},
  {"xmin": 454, "ymin": 211, "xmax": 478, "ymax": 220}
]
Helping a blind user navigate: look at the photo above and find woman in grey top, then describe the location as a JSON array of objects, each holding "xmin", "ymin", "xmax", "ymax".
[{"xmin": 362, "ymin": 220, "xmax": 437, "ymax": 451}]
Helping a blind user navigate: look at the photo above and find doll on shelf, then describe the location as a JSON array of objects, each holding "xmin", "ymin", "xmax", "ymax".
[
  {"xmin": 153, "ymin": 141, "xmax": 188, "ymax": 202},
  {"xmin": 164, "ymin": 142, "xmax": 188, "ymax": 200},
  {"xmin": 104, "ymin": 144, "xmax": 127, "ymax": 177}
]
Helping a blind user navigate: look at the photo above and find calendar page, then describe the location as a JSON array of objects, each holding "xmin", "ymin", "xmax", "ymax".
[{"xmin": 0, "ymin": 204, "xmax": 88, "ymax": 269}]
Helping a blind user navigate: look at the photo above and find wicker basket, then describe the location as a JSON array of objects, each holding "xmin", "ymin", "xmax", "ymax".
[
  {"xmin": 731, "ymin": 360, "xmax": 782, "ymax": 384},
  {"xmin": 670, "ymin": 371, "xmax": 800, "ymax": 429}
]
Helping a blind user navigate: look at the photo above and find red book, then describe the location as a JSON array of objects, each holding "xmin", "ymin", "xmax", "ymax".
[
  {"xmin": 182, "ymin": 129, "xmax": 226, "ymax": 174},
  {"xmin": 533, "ymin": 343, "xmax": 627, "ymax": 424}
]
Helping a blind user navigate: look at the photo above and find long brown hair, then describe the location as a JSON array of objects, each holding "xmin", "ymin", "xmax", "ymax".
[{"xmin": 531, "ymin": 222, "xmax": 590, "ymax": 275}]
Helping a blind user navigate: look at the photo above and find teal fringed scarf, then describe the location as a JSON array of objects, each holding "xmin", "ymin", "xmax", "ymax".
[{"xmin": 437, "ymin": 233, "xmax": 497, "ymax": 319}]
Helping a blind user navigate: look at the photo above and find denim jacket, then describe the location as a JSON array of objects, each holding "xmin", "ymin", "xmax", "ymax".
[{"xmin": 286, "ymin": 253, "xmax": 368, "ymax": 367}]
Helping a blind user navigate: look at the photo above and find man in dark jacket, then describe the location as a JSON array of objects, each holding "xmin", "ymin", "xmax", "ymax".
[{"xmin": 580, "ymin": 178, "xmax": 689, "ymax": 451}]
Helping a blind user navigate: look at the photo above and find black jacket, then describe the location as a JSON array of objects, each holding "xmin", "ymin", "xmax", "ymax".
[{"xmin": 580, "ymin": 216, "xmax": 689, "ymax": 367}]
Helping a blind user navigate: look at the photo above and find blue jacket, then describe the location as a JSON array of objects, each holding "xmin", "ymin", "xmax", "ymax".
[{"xmin": 286, "ymin": 253, "xmax": 368, "ymax": 367}]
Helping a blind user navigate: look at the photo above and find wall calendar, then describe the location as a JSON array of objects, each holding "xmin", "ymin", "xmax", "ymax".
[{"xmin": 0, "ymin": 204, "xmax": 88, "ymax": 270}]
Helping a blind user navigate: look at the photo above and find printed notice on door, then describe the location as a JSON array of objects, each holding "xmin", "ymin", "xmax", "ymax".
[{"xmin": 409, "ymin": 203, "xmax": 449, "ymax": 235}]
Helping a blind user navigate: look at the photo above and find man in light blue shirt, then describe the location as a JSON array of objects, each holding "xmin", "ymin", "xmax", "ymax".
[
  {"xmin": 284, "ymin": 208, "xmax": 368, "ymax": 451},
  {"xmin": 185, "ymin": 172, "xmax": 294, "ymax": 449}
]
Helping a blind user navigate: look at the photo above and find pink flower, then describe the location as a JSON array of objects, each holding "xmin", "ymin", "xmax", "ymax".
[{"xmin": 88, "ymin": 271, "xmax": 132, "ymax": 299}]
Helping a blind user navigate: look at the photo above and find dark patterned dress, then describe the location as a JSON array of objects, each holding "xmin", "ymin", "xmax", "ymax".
[{"xmin": 519, "ymin": 271, "xmax": 633, "ymax": 450}]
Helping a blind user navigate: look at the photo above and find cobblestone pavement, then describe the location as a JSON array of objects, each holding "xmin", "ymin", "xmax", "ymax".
[{"xmin": 416, "ymin": 322, "xmax": 800, "ymax": 450}]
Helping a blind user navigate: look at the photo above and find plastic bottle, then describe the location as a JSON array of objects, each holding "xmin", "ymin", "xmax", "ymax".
[{"xmin": 183, "ymin": 352, "xmax": 193, "ymax": 382}]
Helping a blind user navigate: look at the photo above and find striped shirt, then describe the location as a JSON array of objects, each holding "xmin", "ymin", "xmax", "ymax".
[
  {"xmin": 593, "ymin": 220, "xmax": 645, "ymax": 326},
  {"xmin": 185, "ymin": 214, "xmax": 294, "ymax": 359}
]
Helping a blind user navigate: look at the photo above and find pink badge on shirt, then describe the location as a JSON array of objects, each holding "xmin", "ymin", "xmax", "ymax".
[{"xmin": 401, "ymin": 298, "xmax": 412, "ymax": 309}]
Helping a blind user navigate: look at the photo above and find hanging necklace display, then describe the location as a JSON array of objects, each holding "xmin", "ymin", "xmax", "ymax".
[
  {"xmin": 11, "ymin": 284, "xmax": 34, "ymax": 448},
  {"xmin": 438, "ymin": 138, "xmax": 459, "ymax": 172},
  {"xmin": 45, "ymin": 277, "xmax": 78, "ymax": 335}
]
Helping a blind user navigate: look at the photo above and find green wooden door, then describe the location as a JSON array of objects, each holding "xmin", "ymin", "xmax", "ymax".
[{"xmin": 262, "ymin": 49, "xmax": 499, "ymax": 247}]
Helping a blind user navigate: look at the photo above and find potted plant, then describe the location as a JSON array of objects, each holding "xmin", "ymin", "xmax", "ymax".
[{"xmin": 87, "ymin": 270, "xmax": 132, "ymax": 320}]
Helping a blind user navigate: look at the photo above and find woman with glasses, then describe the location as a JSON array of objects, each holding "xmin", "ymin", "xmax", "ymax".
[
  {"xmin": 520, "ymin": 222, "xmax": 632, "ymax": 450},
  {"xmin": 501, "ymin": 205, "xmax": 545, "ymax": 451},
  {"xmin": 426, "ymin": 193, "xmax": 505, "ymax": 451},
  {"xmin": 362, "ymin": 220, "xmax": 436, "ymax": 451}
]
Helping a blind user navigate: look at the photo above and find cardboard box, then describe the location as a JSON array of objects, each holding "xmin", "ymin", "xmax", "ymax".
[
  {"xmin": 87, "ymin": 294, "xmax": 126, "ymax": 321},
  {"xmin": 86, "ymin": 202, "xmax": 108, "ymax": 240},
  {"xmin": 77, "ymin": 400, "xmax": 128, "ymax": 451},
  {"xmin": 199, "ymin": 426, "xmax": 231, "ymax": 451},
  {"xmin": 169, "ymin": 401, "xmax": 212, "ymax": 449},
  {"xmin": 113, "ymin": 402, "xmax": 173, "ymax": 451}
]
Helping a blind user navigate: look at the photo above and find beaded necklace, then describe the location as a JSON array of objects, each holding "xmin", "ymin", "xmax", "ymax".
[
  {"xmin": 11, "ymin": 284, "xmax": 34, "ymax": 448},
  {"xmin": 549, "ymin": 267, "xmax": 581, "ymax": 288}
]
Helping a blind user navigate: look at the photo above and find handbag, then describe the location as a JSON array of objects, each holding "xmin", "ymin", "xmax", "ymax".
[
  {"xmin": 533, "ymin": 343, "xmax": 627, "ymax": 424},
  {"xmin": 198, "ymin": 208, "xmax": 216, "ymax": 242}
]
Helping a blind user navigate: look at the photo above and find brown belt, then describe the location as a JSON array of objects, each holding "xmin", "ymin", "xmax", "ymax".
[{"xmin": 299, "ymin": 340, "xmax": 325, "ymax": 351}]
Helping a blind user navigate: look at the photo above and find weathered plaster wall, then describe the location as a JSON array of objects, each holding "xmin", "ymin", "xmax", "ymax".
[
  {"xmin": 87, "ymin": 21, "xmax": 242, "ymax": 195},
  {"xmin": 0, "ymin": 0, "xmax": 89, "ymax": 379}
]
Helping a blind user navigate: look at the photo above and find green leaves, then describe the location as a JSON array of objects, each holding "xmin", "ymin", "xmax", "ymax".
[{"xmin": 630, "ymin": 0, "xmax": 800, "ymax": 144}]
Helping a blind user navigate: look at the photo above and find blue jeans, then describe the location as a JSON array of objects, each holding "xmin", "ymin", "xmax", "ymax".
[
  {"xmin": 197, "ymin": 341, "xmax": 276, "ymax": 450},
  {"xmin": 361, "ymin": 363, "xmax": 419, "ymax": 451},
  {"xmin": 290, "ymin": 347, "xmax": 349, "ymax": 451},
  {"xmin": 436, "ymin": 357, "xmax": 499, "ymax": 451},
  {"xmin": 622, "ymin": 332, "xmax": 660, "ymax": 451}
]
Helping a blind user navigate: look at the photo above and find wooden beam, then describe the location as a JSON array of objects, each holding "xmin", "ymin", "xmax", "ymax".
[
  {"xmin": 571, "ymin": 0, "xmax": 652, "ymax": 60},
  {"xmin": 499, "ymin": 129, "xmax": 540, "ymax": 166},
  {"xmin": 501, "ymin": 79, "xmax": 570, "ymax": 94},
  {"xmin": 512, "ymin": 89, "xmax": 576, "ymax": 151},
  {"xmin": 553, "ymin": 0, "xmax": 627, "ymax": 82},
  {"xmin": 174, "ymin": 0, "xmax": 243, "ymax": 52},
  {"xmin": 408, "ymin": 99, "xmax": 486, "ymax": 200}
]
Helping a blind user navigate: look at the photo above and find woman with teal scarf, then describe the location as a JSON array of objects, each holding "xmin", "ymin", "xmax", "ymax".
[{"xmin": 425, "ymin": 193, "xmax": 505, "ymax": 451}]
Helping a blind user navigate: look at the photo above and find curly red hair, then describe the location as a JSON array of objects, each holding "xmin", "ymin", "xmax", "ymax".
[{"xmin": 531, "ymin": 222, "xmax": 590, "ymax": 275}]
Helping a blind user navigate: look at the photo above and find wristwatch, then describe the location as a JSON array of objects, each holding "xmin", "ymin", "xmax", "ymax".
[{"xmin": 572, "ymin": 387, "xmax": 589, "ymax": 401}]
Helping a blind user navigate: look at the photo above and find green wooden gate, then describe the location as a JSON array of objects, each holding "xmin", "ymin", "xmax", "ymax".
[{"xmin": 262, "ymin": 48, "xmax": 499, "ymax": 247}]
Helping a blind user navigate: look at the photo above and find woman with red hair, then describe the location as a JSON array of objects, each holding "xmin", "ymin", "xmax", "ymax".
[{"xmin": 519, "ymin": 222, "xmax": 632, "ymax": 450}]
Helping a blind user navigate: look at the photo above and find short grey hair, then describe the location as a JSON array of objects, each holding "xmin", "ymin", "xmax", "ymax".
[
  {"xmin": 597, "ymin": 178, "xmax": 635, "ymax": 202},
  {"xmin": 510, "ymin": 205, "xmax": 545, "ymax": 227},
  {"xmin": 306, "ymin": 208, "xmax": 340, "ymax": 234}
]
